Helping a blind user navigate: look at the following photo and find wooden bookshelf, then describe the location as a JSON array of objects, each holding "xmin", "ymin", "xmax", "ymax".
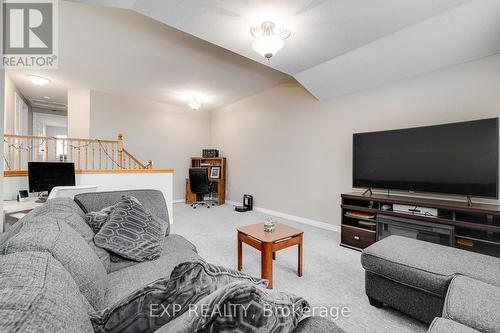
[{"xmin": 186, "ymin": 157, "xmax": 226, "ymax": 205}]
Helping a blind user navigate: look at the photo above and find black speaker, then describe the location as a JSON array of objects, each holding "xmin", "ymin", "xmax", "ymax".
[{"xmin": 202, "ymin": 149, "xmax": 219, "ymax": 158}]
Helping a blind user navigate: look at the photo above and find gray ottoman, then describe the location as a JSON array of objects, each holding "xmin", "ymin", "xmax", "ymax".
[
  {"xmin": 360, "ymin": 236, "xmax": 500, "ymax": 324},
  {"xmin": 292, "ymin": 317, "xmax": 345, "ymax": 333},
  {"xmin": 428, "ymin": 318, "xmax": 479, "ymax": 333}
]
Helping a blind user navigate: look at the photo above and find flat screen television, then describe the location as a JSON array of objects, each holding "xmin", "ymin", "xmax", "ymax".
[
  {"xmin": 28, "ymin": 162, "xmax": 76, "ymax": 193},
  {"xmin": 353, "ymin": 118, "xmax": 499, "ymax": 198}
]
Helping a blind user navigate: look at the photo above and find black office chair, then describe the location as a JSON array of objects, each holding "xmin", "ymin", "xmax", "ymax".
[{"xmin": 189, "ymin": 168, "xmax": 216, "ymax": 209}]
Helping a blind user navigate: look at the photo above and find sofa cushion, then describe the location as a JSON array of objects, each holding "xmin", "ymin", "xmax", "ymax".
[
  {"xmin": 94, "ymin": 196, "xmax": 164, "ymax": 262},
  {"xmin": 93, "ymin": 260, "xmax": 268, "ymax": 333},
  {"xmin": 28, "ymin": 196, "xmax": 86, "ymax": 218},
  {"xmin": 75, "ymin": 190, "xmax": 170, "ymax": 235},
  {"xmin": 108, "ymin": 234, "xmax": 197, "ymax": 273},
  {"xmin": 428, "ymin": 318, "xmax": 479, "ymax": 333},
  {"xmin": 103, "ymin": 249, "xmax": 202, "ymax": 308},
  {"xmin": 443, "ymin": 275, "xmax": 500, "ymax": 333},
  {"xmin": 31, "ymin": 197, "xmax": 111, "ymax": 271},
  {"xmin": 1, "ymin": 216, "xmax": 108, "ymax": 310},
  {"xmin": 0, "ymin": 251, "xmax": 94, "ymax": 333},
  {"xmin": 361, "ymin": 236, "xmax": 500, "ymax": 297},
  {"xmin": 0, "ymin": 215, "xmax": 24, "ymax": 248}
]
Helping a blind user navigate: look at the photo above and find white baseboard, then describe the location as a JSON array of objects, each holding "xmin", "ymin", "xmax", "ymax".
[
  {"xmin": 226, "ymin": 200, "xmax": 340, "ymax": 233},
  {"xmin": 173, "ymin": 199, "xmax": 185, "ymax": 204}
]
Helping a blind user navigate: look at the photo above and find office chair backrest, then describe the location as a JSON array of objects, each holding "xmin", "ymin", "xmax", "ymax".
[{"xmin": 189, "ymin": 168, "xmax": 211, "ymax": 194}]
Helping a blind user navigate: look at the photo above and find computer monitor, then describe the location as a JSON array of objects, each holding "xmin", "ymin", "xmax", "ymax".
[{"xmin": 28, "ymin": 162, "xmax": 76, "ymax": 194}]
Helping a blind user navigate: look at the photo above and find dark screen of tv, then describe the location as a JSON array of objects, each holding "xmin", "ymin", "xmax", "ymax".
[
  {"xmin": 28, "ymin": 162, "xmax": 76, "ymax": 193},
  {"xmin": 353, "ymin": 118, "xmax": 499, "ymax": 198}
]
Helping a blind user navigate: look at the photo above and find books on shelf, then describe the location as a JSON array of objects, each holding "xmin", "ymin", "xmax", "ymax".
[
  {"xmin": 345, "ymin": 211, "xmax": 375, "ymax": 220},
  {"xmin": 359, "ymin": 220, "xmax": 376, "ymax": 230}
]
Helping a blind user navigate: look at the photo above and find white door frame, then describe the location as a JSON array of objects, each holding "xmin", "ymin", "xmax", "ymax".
[
  {"xmin": 32, "ymin": 112, "xmax": 67, "ymax": 137},
  {"xmin": 14, "ymin": 93, "xmax": 28, "ymax": 135}
]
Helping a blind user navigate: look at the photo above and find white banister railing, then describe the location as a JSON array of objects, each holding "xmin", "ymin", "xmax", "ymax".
[{"xmin": 3, "ymin": 133, "xmax": 149, "ymax": 172}]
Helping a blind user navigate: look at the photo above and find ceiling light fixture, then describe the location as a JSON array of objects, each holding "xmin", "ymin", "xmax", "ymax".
[
  {"xmin": 27, "ymin": 75, "xmax": 50, "ymax": 86},
  {"xmin": 250, "ymin": 21, "xmax": 291, "ymax": 60},
  {"xmin": 188, "ymin": 98, "xmax": 202, "ymax": 110}
]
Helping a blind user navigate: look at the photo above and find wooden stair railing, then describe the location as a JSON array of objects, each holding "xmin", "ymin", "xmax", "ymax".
[{"xmin": 3, "ymin": 133, "xmax": 151, "ymax": 172}]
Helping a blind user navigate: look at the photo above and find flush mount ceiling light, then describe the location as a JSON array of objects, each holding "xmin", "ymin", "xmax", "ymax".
[
  {"xmin": 188, "ymin": 98, "xmax": 202, "ymax": 110},
  {"xmin": 27, "ymin": 75, "xmax": 50, "ymax": 86},
  {"xmin": 250, "ymin": 21, "xmax": 291, "ymax": 60}
]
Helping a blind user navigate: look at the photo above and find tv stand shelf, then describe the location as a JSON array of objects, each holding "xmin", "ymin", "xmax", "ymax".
[{"xmin": 340, "ymin": 192, "xmax": 500, "ymax": 257}]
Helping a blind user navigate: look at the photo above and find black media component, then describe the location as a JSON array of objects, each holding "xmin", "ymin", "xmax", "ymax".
[
  {"xmin": 353, "ymin": 118, "xmax": 499, "ymax": 198},
  {"xmin": 202, "ymin": 149, "xmax": 219, "ymax": 158}
]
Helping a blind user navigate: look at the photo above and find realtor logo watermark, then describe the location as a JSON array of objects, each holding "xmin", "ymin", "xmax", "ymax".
[{"xmin": 1, "ymin": 0, "xmax": 58, "ymax": 68}]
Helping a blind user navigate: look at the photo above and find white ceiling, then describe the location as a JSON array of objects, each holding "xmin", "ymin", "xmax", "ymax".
[
  {"xmin": 296, "ymin": 0, "xmax": 500, "ymax": 99},
  {"xmin": 74, "ymin": 0, "xmax": 473, "ymax": 74},
  {"xmin": 7, "ymin": 1, "xmax": 290, "ymax": 110},
  {"xmin": 70, "ymin": 0, "xmax": 500, "ymax": 101},
  {"xmin": 10, "ymin": 0, "xmax": 500, "ymax": 107}
]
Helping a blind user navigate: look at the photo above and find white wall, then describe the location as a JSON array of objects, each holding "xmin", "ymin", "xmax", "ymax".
[
  {"xmin": 89, "ymin": 90, "xmax": 211, "ymax": 201},
  {"xmin": 3, "ymin": 172, "xmax": 174, "ymax": 224},
  {"xmin": 211, "ymin": 55, "xmax": 500, "ymax": 226},
  {"xmin": 1, "ymin": 69, "xmax": 5, "ymax": 232},
  {"xmin": 4, "ymin": 73, "xmax": 30, "ymax": 135},
  {"xmin": 30, "ymin": 107, "xmax": 68, "ymax": 135},
  {"xmin": 68, "ymin": 89, "xmax": 91, "ymax": 137}
]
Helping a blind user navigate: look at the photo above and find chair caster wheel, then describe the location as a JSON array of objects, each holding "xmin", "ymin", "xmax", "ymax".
[
  {"xmin": 207, "ymin": 206, "xmax": 210, "ymax": 208},
  {"xmin": 193, "ymin": 207, "xmax": 196, "ymax": 209}
]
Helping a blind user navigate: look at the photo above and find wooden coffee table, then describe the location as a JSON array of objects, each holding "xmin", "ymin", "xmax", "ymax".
[{"xmin": 237, "ymin": 222, "xmax": 303, "ymax": 289}]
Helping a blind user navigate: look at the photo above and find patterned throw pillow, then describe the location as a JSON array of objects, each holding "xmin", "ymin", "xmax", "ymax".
[
  {"xmin": 90, "ymin": 259, "xmax": 268, "ymax": 333},
  {"xmin": 85, "ymin": 198, "xmax": 169, "ymax": 236},
  {"xmin": 94, "ymin": 196, "xmax": 164, "ymax": 262}
]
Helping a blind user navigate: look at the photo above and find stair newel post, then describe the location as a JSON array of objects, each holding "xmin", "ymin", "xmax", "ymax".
[{"xmin": 117, "ymin": 133, "xmax": 124, "ymax": 169}]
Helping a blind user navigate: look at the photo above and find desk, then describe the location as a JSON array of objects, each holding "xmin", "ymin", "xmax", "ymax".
[
  {"xmin": 3, "ymin": 198, "xmax": 43, "ymax": 230},
  {"xmin": 186, "ymin": 157, "xmax": 226, "ymax": 205},
  {"xmin": 186, "ymin": 178, "xmax": 225, "ymax": 205}
]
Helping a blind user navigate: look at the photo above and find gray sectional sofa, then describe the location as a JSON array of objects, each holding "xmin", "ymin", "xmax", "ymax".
[
  {"xmin": 361, "ymin": 235, "xmax": 500, "ymax": 333},
  {"xmin": 0, "ymin": 189, "xmax": 338, "ymax": 333}
]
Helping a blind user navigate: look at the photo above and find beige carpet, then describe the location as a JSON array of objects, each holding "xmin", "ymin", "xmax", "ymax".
[{"xmin": 171, "ymin": 203, "xmax": 427, "ymax": 333}]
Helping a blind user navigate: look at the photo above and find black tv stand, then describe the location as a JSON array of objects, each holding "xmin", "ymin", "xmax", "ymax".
[
  {"xmin": 340, "ymin": 192, "xmax": 500, "ymax": 258},
  {"xmin": 362, "ymin": 188, "xmax": 373, "ymax": 196}
]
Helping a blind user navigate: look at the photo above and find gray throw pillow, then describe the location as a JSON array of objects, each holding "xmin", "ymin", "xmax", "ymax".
[
  {"xmin": 38, "ymin": 198, "xmax": 111, "ymax": 272},
  {"xmin": 94, "ymin": 196, "xmax": 164, "ymax": 262},
  {"xmin": 85, "ymin": 205, "xmax": 115, "ymax": 234},
  {"xmin": 90, "ymin": 259, "xmax": 267, "ymax": 333},
  {"xmin": 85, "ymin": 199, "xmax": 169, "ymax": 236}
]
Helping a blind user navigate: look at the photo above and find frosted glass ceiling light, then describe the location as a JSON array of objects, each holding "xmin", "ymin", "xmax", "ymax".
[
  {"xmin": 250, "ymin": 21, "xmax": 290, "ymax": 60},
  {"xmin": 188, "ymin": 98, "xmax": 202, "ymax": 110}
]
